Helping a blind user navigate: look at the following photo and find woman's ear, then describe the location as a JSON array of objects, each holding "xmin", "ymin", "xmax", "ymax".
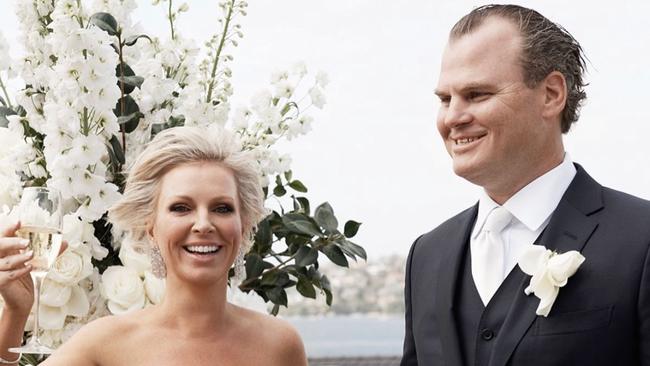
[{"xmin": 146, "ymin": 222, "xmax": 155, "ymax": 243}]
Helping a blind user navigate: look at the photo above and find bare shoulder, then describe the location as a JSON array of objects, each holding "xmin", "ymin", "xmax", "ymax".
[
  {"xmin": 43, "ymin": 311, "xmax": 145, "ymax": 366},
  {"xmin": 233, "ymin": 306, "xmax": 307, "ymax": 365}
]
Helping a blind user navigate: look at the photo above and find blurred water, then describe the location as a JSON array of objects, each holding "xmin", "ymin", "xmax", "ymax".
[{"xmin": 284, "ymin": 314, "xmax": 404, "ymax": 358}]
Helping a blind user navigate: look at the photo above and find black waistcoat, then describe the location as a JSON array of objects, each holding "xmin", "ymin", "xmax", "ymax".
[{"xmin": 455, "ymin": 243, "xmax": 529, "ymax": 366}]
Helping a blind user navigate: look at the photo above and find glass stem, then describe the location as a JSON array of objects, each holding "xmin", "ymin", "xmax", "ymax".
[{"xmin": 31, "ymin": 275, "xmax": 43, "ymax": 345}]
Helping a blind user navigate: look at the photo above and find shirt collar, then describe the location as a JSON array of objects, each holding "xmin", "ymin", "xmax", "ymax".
[{"xmin": 472, "ymin": 153, "xmax": 577, "ymax": 239}]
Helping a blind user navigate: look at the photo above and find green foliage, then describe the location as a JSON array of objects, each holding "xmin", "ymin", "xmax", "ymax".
[
  {"xmin": 239, "ymin": 175, "xmax": 365, "ymax": 313},
  {"xmin": 89, "ymin": 12, "xmax": 119, "ymax": 36}
]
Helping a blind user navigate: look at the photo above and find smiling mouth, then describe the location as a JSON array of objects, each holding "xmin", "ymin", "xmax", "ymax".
[
  {"xmin": 454, "ymin": 135, "xmax": 486, "ymax": 145},
  {"xmin": 183, "ymin": 245, "xmax": 222, "ymax": 255}
]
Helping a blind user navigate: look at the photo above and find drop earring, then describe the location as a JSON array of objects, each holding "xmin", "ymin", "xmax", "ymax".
[{"xmin": 150, "ymin": 245, "xmax": 167, "ymax": 279}]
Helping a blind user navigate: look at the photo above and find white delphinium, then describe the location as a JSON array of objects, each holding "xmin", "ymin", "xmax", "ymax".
[
  {"xmin": 0, "ymin": 125, "xmax": 30, "ymax": 207},
  {"xmin": 285, "ymin": 115, "xmax": 313, "ymax": 140},
  {"xmin": 63, "ymin": 214, "xmax": 109, "ymax": 260},
  {"xmin": 0, "ymin": 32, "xmax": 12, "ymax": 73},
  {"xmin": 315, "ymin": 70, "xmax": 330, "ymax": 88},
  {"xmin": 231, "ymin": 106, "xmax": 252, "ymax": 131},
  {"xmin": 42, "ymin": 3, "xmax": 121, "ymax": 226},
  {"xmin": 309, "ymin": 85, "xmax": 327, "ymax": 109}
]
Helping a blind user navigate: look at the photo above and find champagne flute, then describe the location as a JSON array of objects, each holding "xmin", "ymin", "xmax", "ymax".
[{"xmin": 9, "ymin": 187, "xmax": 63, "ymax": 355}]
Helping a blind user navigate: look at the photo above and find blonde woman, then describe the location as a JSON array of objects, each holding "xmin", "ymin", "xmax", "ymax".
[{"xmin": 0, "ymin": 126, "xmax": 307, "ymax": 365}]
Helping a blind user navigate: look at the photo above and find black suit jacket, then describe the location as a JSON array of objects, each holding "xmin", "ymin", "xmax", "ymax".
[{"xmin": 401, "ymin": 165, "xmax": 650, "ymax": 365}]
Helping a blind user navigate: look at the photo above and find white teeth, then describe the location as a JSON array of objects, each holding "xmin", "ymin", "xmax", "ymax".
[
  {"xmin": 455, "ymin": 137, "xmax": 479, "ymax": 145},
  {"xmin": 185, "ymin": 245, "xmax": 220, "ymax": 254}
]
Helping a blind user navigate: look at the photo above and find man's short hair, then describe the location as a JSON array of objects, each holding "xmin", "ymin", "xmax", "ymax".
[{"xmin": 450, "ymin": 4, "xmax": 587, "ymax": 133}]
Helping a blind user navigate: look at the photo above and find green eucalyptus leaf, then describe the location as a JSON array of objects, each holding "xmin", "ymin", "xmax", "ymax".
[
  {"xmin": 124, "ymin": 34, "xmax": 152, "ymax": 47},
  {"xmin": 337, "ymin": 239, "xmax": 368, "ymax": 261},
  {"xmin": 245, "ymin": 253, "xmax": 265, "ymax": 279},
  {"xmin": 284, "ymin": 170, "xmax": 293, "ymax": 181},
  {"xmin": 273, "ymin": 184, "xmax": 286, "ymax": 197},
  {"xmin": 117, "ymin": 75, "xmax": 144, "ymax": 89},
  {"xmin": 253, "ymin": 218, "xmax": 273, "ymax": 254},
  {"xmin": 320, "ymin": 275, "xmax": 333, "ymax": 305},
  {"xmin": 115, "ymin": 63, "xmax": 137, "ymax": 94},
  {"xmin": 115, "ymin": 62, "xmax": 135, "ymax": 77},
  {"xmin": 285, "ymin": 233, "xmax": 311, "ymax": 248},
  {"xmin": 116, "ymin": 111, "xmax": 143, "ymax": 133},
  {"xmin": 322, "ymin": 244, "xmax": 348, "ymax": 267},
  {"xmin": 288, "ymin": 180, "xmax": 308, "ymax": 193},
  {"xmin": 89, "ymin": 12, "xmax": 119, "ymax": 36},
  {"xmin": 314, "ymin": 202, "xmax": 338, "ymax": 234},
  {"xmin": 109, "ymin": 135, "xmax": 125, "ymax": 164},
  {"xmin": 295, "ymin": 246, "xmax": 318, "ymax": 267},
  {"xmin": 296, "ymin": 197, "xmax": 310, "ymax": 215},
  {"xmin": 113, "ymin": 95, "xmax": 140, "ymax": 117},
  {"xmin": 344, "ymin": 220, "xmax": 362, "ymax": 238},
  {"xmin": 296, "ymin": 277, "xmax": 317, "ymax": 299},
  {"xmin": 282, "ymin": 213, "xmax": 323, "ymax": 238},
  {"xmin": 261, "ymin": 270, "xmax": 291, "ymax": 286},
  {"xmin": 266, "ymin": 286, "xmax": 288, "ymax": 307}
]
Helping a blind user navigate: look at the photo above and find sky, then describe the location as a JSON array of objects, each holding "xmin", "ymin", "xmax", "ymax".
[{"xmin": 1, "ymin": 1, "xmax": 649, "ymax": 260}]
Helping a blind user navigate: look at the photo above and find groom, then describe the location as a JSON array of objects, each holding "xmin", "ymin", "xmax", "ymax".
[{"xmin": 401, "ymin": 4, "xmax": 650, "ymax": 366}]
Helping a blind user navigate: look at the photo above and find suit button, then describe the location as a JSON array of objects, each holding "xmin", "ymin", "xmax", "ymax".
[{"xmin": 480, "ymin": 328, "xmax": 495, "ymax": 341}]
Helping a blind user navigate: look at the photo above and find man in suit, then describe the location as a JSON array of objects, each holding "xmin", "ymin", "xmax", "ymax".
[{"xmin": 401, "ymin": 4, "xmax": 650, "ymax": 365}]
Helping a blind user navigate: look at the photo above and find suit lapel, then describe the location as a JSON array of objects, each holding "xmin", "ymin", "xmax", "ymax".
[
  {"xmin": 434, "ymin": 204, "xmax": 477, "ymax": 366},
  {"xmin": 489, "ymin": 165, "xmax": 602, "ymax": 366}
]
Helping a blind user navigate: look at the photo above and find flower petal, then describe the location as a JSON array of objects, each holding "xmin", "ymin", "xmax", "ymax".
[
  {"xmin": 64, "ymin": 284, "xmax": 90, "ymax": 317},
  {"xmin": 547, "ymin": 250, "xmax": 585, "ymax": 287},
  {"xmin": 517, "ymin": 245, "xmax": 549, "ymax": 275}
]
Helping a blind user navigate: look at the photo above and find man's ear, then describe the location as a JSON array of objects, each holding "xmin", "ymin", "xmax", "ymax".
[{"xmin": 541, "ymin": 71, "xmax": 567, "ymax": 121}]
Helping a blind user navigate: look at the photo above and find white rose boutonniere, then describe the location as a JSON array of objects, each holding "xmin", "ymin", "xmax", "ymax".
[{"xmin": 518, "ymin": 245, "xmax": 585, "ymax": 317}]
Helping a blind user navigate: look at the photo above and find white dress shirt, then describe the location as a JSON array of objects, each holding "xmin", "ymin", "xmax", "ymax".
[{"xmin": 470, "ymin": 154, "xmax": 577, "ymax": 285}]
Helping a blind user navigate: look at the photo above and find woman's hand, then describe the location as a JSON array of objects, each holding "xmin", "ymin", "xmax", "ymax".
[{"xmin": 0, "ymin": 221, "xmax": 34, "ymax": 316}]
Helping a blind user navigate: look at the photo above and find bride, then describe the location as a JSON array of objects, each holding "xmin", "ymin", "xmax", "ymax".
[{"xmin": 0, "ymin": 126, "xmax": 307, "ymax": 365}]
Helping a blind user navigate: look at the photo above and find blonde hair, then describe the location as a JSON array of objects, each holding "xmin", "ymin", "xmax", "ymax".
[{"xmin": 109, "ymin": 126, "xmax": 266, "ymax": 252}]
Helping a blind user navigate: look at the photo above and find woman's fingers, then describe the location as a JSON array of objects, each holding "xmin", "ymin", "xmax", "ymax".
[
  {"xmin": 0, "ymin": 264, "xmax": 31, "ymax": 288},
  {"xmin": 0, "ymin": 237, "xmax": 29, "ymax": 257},
  {"xmin": 0, "ymin": 251, "xmax": 33, "ymax": 271},
  {"xmin": 0, "ymin": 221, "xmax": 20, "ymax": 237}
]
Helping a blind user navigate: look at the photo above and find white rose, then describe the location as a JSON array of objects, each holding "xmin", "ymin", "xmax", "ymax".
[
  {"xmin": 144, "ymin": 271, "xmax": 166, "ymax": 305},
  {"xmin": 41, "ymin": 279, "xmax": 72, "ymax": 307},
  {"xmin": 39, "ymin": 304, "xmax": 66, "ymax": 331},
  {"xmin": 119, "ymin": 239, "xmax": 151, "ymax": 276},
  {"xmin": 100, "ymin": 266, "xmax": 145, "ymax": 315},
  {"xmin": 48, "ymin": 247, "xmax": 93, "ymax": 286}
]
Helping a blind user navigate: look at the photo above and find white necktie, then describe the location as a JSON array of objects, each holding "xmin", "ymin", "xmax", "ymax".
[{"xmin": 472, "ymin": 206, "xmax": 513, "ymax": 305}]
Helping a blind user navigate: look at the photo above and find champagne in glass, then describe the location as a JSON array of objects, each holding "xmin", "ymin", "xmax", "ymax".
[
  {"xmin": 9, "ymin": 187, "xmax": 63, "ymax": 355},
  {"xmin": 15, "ymin": 225, "xmax": 63, "ymax": 278}
]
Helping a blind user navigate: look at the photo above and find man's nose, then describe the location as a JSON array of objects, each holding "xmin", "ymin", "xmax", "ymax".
[
  {"xmin": 192, "ymin": 209, "xmax": 215, "ymax": 233},
  {"xmin": 442, "ymin": 99, "xmax": 472, "ymax": 128}
]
